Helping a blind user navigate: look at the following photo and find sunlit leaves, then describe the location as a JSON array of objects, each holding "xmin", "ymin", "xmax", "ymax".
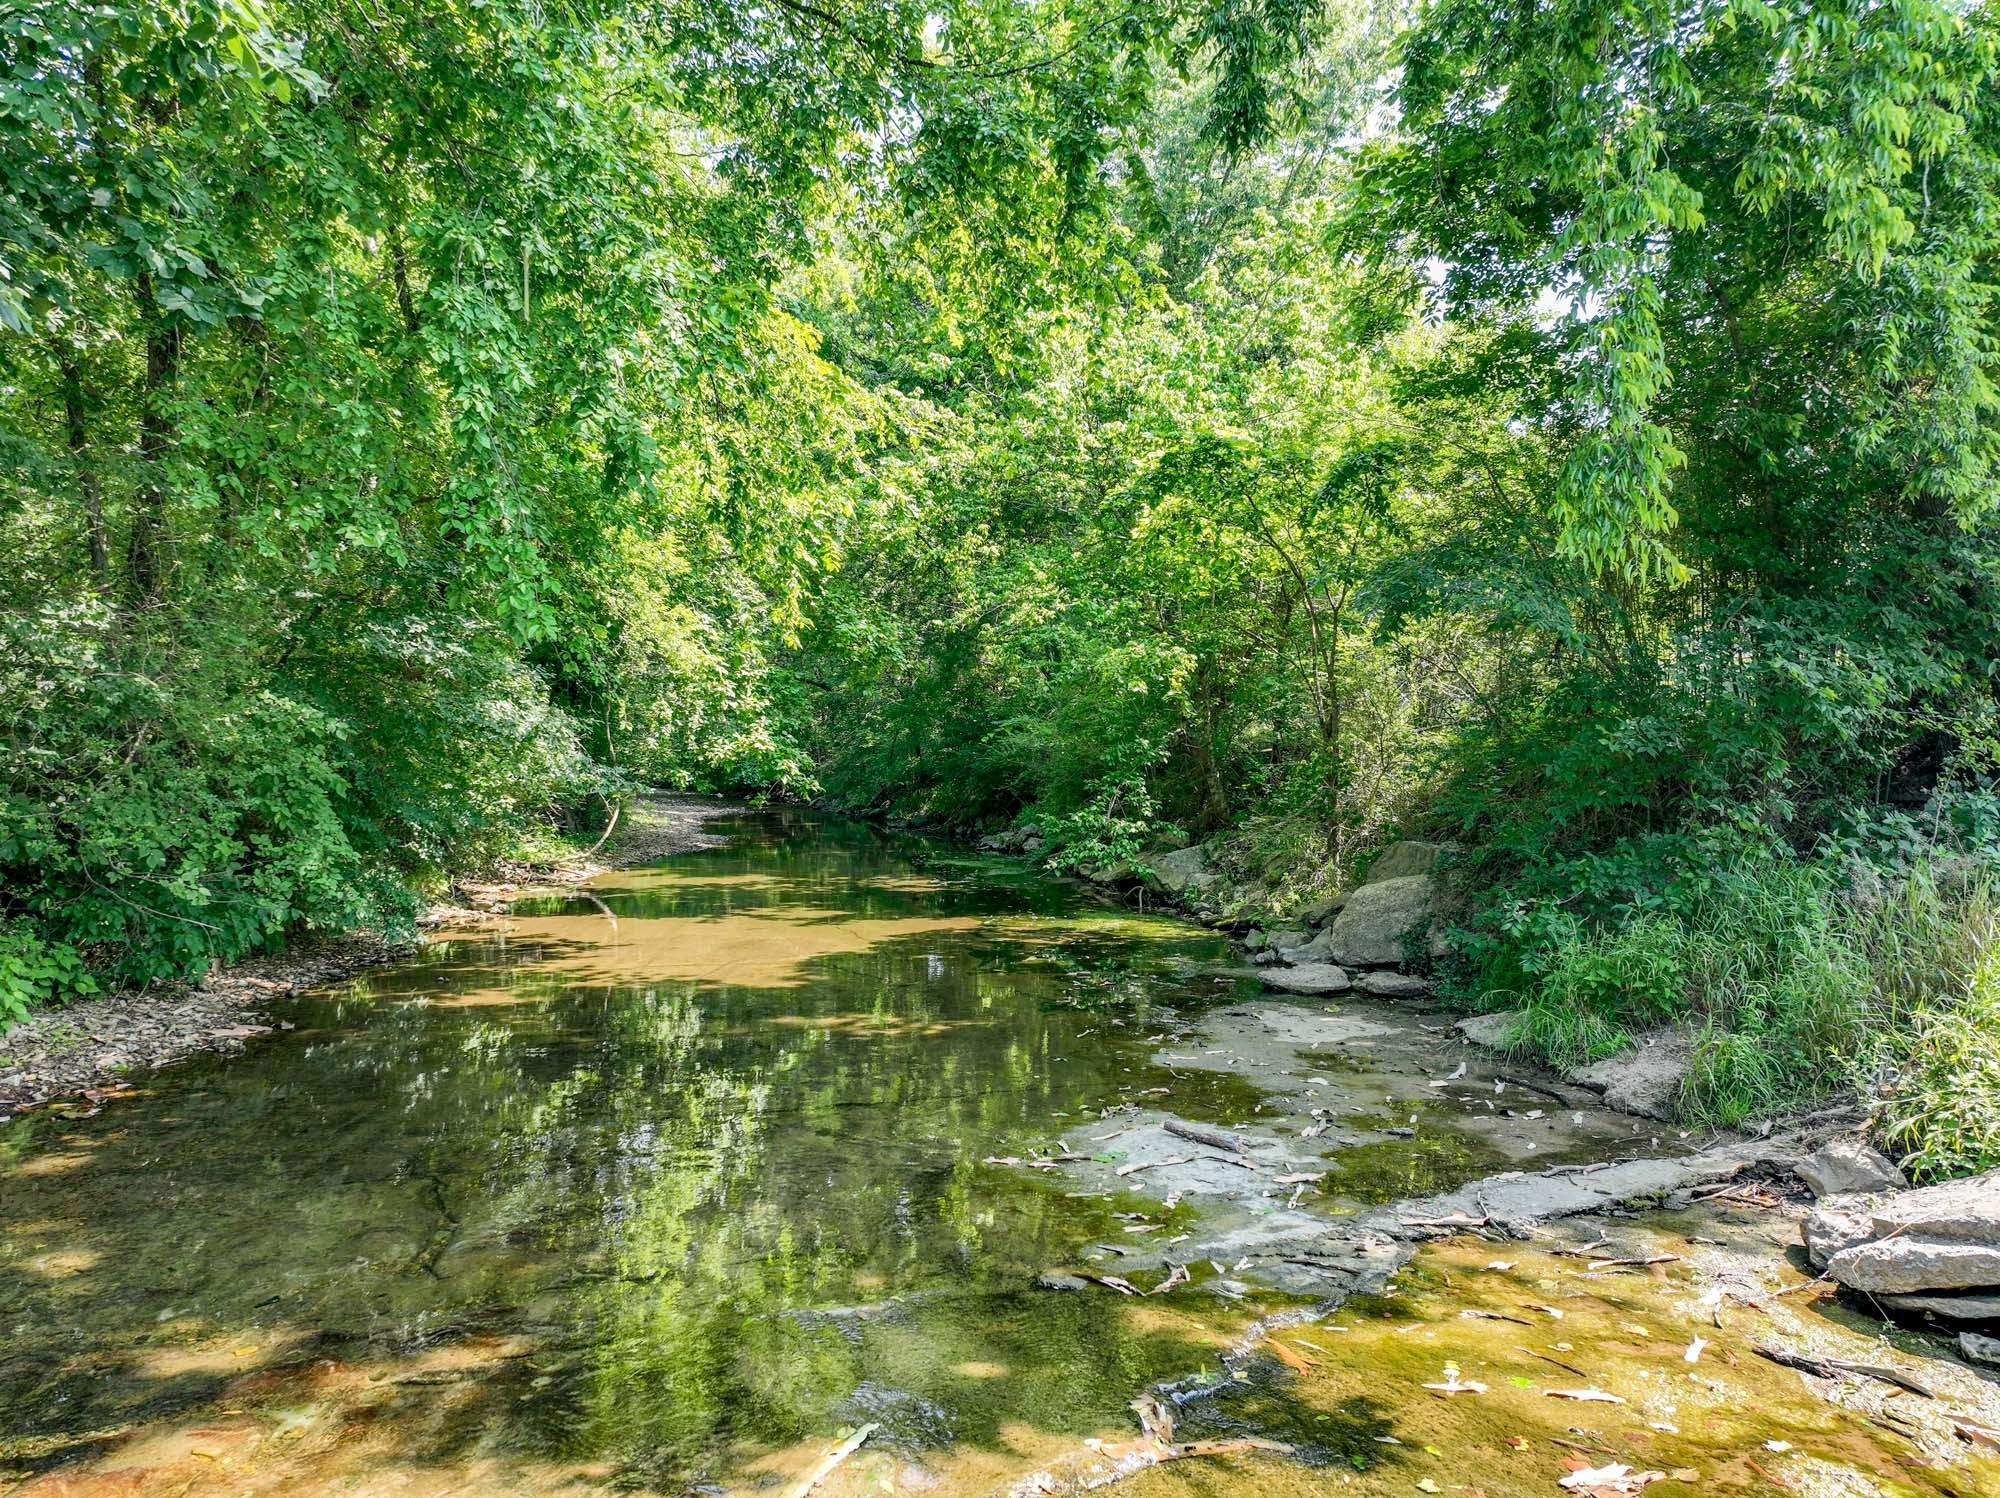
[{"xmin": 1365, "ymin": 0, "xmax": 2000, "ymax": 578}]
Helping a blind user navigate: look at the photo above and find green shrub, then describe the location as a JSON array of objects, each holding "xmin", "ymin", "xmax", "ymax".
[
  {"xmin": 1514, "ymin": 911, "xmax": 1685, "ymax": 1071},
  {"xmin": 1874, "ymin": 963, "xmax": 2000, "ymax": 1183},
  {"xmin": 0, "ymin": 599, "xmax": 596, "ymax": 1006},
  {"xmin": 1862, "ymin": 874, "xmax": 2000, "ymax": 1181},
  {"xmin": 1485, "ymin": 849, "xmax": 2000, "ymax": 1166},
  {"xmin": 0, "ymin": 922, "xmax": 93, "ymax": 1029}
]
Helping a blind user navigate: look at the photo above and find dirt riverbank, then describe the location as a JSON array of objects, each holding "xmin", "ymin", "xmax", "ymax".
[{"xmin": 0, "ymin": 795, "xmax": 742, "ymax": 1119}]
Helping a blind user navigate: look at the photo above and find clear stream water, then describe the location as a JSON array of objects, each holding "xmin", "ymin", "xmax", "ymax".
[{"xmin": 3, "ymin": 810, "xmax": 1993, "ymax": 1497}]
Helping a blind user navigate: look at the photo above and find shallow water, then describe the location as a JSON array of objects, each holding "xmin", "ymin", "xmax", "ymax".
[{"xmin": 3, "ymin": 810, "xmax": 1993, "ymax": 1497}]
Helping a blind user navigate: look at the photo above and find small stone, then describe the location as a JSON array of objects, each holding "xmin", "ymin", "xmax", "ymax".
[
  {"xmin": 1455, "ymin": 1011, "xmax": 1520, "ymax": 1050},
  {"xmin": 1571, "ymin": 1026, "xmax": 1694, "ymax": 1120},
  {"xmin": 1962, "ymin": 1331, "xmax": 2000, "ymax": 1366},
  {"xmin": 1796, "ymin": 1138, "xmax": 1906, "ymax": 1199},
  {"xmin": 1279, "ymin": 929, "xmax": 1337, "ymax": 964},
  {"xmin": 1037, "ymin": 1272, "xmax": 1089, "ymax": 1292}
]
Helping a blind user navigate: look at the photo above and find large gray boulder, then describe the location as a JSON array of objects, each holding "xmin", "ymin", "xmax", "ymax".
[
  {"xmin": 1824, "ymin": 1238, "xmax": 2000, "ymax": 1294},
  {"xmin": 1363, "ymin": 841, "xmax": 1443, "ymax": 884},
  {"xmin": 1356, "ymin": 971, "xmax": 1431, "ymax": 999},
  {"xmin": 1803, "ymin": 1166, "xmax": 2000, "ymax": 1300},
  {"xmin": 1326, "ymin": 875, "xmax": 1432, "ymax": 967},
  {"xmin": 1147, "ymin": 846, "xmax": 1220, "ymax": 897},
  {"xmin": 1570, "ymin": 1025, "xmax": 1694, "ymax": 1120},
  {"xmin": 1796, "ymin": 1138, "xmax": 1906, "ymax": 1199},
  {"xmin": 1456, "ymin": 1010, "xmax": 1521, "ymax": 1050},
  {"xmin": 1257, "ymin": 963, "xmax": 1353, "ymax": 995},
  {"xmin": 1806, "ymin": 1167, "xmax": 2000, "ymax": 1250}
]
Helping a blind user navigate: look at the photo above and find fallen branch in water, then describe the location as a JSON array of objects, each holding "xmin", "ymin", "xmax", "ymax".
[
  {"xmin": 1752, "ymin": 1343, "xmax": 1934, "ymax": 1399},
  {"xmin": 1116, "ymin": 1155, "xmax": 1192, "ymax": 1176},
  {"xmin": 1587, "ymin": 1254, "xmax": 1680, "ymax": 1270},
  {"xmin": 789, "ymin": 1422, "xmax": 878, "ymax": 1498},
  {"xmin": 1516, "ymin": 1345, "xmax": 1594, "ymax": 1380},
  {"xmin": 1007, "ymin": 1394, "xmax": 1294, "ymax": 1495}
]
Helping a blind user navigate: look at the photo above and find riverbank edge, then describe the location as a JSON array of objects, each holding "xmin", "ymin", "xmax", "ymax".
[{"xmin": 0, "ymin": 794, "xmax": 743, "ymax": 1120}]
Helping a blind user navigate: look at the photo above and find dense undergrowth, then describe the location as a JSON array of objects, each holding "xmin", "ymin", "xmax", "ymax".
[
  {"xmin": 1457, "ymin": 854, "xmax": 2000, "ymax": 1177},
  {"xmin": 4, "ymin": 0, "xmax": 1999, "ymax": 1175}
]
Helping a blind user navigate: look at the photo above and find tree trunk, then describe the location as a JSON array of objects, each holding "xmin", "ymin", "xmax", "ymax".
[
  {"xmin": 128, "ymin": 277, "xmax": 183, "ymax": 603},
  {"xmin": 55, "ymin": 346, "xmax": 107, "ymax": 582}
]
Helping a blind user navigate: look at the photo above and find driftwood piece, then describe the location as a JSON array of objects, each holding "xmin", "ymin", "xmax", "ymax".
[
  {"xmin": 1164, "ymin": 1119, "xmax": 1249, "ymax": 1154},
  {"xmin": 1007, "ymin": 1394, "xmax": 1294, "ymax": 1495},
  {"xmin": 1752, "ymin": 1343, "xmax": 1934, "ymax": 1399}
]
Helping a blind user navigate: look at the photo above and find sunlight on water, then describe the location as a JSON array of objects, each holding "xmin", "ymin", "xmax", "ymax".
[{"xmin": 3, "ymin": 811, "xmax": 1991, "ymax": 1497}]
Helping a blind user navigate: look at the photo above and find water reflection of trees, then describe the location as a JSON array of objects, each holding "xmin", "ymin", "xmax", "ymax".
[{"xmin": 0, "ymin": 828, "xmax": 1259, "ymax": 1488}]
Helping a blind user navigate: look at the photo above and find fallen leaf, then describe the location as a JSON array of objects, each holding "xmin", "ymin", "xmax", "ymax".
[
  {"xmin": 1504, "ymin": 1436, "xmax": 1529, "ymax": 1450},
  {"xmin": 1954, "ymin": 1419, "xmax": 2000, "ymax": 1453},
  {"xmin": 1416, "ymin": 1479, "xmax": 1441, "ymax": 1494},
  {"xmin": 1557, "ymin": 1463, "xmax": 1664, "ymax": 1495},
  {"xmin": 1116, "ymin": 1155, "xmax": 1193, "ymax": 1177},
  {"xmin": 1422, "ymin": 1364, "xmax": 1487, "ymax": 1397},
  {"xmin": 1265, "ymin": 1338, "xmax": 1316, "ymax": 1374},
  {"xmin": 1682, "ymin": 1336, "xmax": 1706, "ymax": 1364}
]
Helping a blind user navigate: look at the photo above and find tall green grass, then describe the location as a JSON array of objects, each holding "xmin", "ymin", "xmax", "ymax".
[{"xmin": 1494, "ymin": 859, "xmax": 2000, "ymax": 1178}]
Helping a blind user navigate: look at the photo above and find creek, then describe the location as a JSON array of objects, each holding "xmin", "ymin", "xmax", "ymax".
[{"xmin": 3, "ymin": 808, "xmax": 1994, "ymax": 1497}]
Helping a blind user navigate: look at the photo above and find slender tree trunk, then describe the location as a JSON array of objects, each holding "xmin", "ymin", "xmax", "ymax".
[
  {"xmin": 390, "ymin": 221, "xmax": 421, "ymax": 337},
  {"xmin": 128, "ymin": 276, "xmax": 183, "ymax": 603},
  {"xmin": 55, "ymin": 346, "xmax": 107, "ymax": 582}
]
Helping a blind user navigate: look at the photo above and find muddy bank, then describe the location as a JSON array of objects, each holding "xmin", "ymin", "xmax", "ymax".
[{"xmin": 0, "ymin": 794, "xmax": 741, "ymax": 1119}]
